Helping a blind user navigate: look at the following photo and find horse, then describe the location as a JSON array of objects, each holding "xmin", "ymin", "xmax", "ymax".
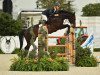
[{"xmin": 19, "ymin": 10, "xmax": 76, "ymax": 51}]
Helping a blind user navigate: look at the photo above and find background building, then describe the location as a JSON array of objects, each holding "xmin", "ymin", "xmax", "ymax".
[{"xmin": 0, "ymin": 0, "xmax": 100, "ymax": 17}]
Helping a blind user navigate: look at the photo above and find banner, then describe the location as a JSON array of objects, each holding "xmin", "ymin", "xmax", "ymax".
[{"xmin": 81, "ymin": 34, "xmax": 94, "ymax": 53}]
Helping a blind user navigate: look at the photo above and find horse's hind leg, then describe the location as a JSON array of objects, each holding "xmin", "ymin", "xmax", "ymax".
[
  {"xmin": 26, "ymin": 36, "xmax": 37, "ymax": 57},
  {"xmin": 24, "ymin": 38, "xmax": 31, "ymax": 57},
  {"xmin": 24, "ymin": 36, "xmax": 31, "ymax": 50},
  {"xmin": 25, "ymin": 43, "xmax": 31, "ymax": 50}
]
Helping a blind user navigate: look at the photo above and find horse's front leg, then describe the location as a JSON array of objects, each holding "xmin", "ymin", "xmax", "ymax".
[
  {"xmin": 27, "ymin": 36, "xmax": 37, "ymax": 58},
  {"xmin": 30, "ymin": 36, "xmax": 37, "ymax": 50},
  {"xmin": 23, "ymin": 35, "xmax": 31, "ymax": 58},
  {"xmin": 64, "ymin": 25, "xmax": 70, "ymax": 36}
]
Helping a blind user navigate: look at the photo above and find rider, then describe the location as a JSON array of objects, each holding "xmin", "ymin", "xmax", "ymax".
[
  {"xmin": 41, "ymin": 1, "xmax": 70, "ymax": 35},
  {"xmin": 41, "ymin": 1, "xmax": 60, "ymax": 23}
]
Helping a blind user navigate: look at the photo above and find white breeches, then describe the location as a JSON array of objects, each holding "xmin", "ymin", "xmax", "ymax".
[{"xmin": 41, "ymin": 14, "xmax": 47, "ymax": 21}]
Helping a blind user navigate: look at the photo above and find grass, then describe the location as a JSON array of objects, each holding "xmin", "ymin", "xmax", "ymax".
[{"xmin": 94, "ymin": 48, "xmax": 100, "ymax": 52}]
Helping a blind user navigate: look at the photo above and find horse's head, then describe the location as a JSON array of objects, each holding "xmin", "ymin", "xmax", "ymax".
[{"xmin": 59, "ymin": 10, "xmax": 76, "ymax": 27}]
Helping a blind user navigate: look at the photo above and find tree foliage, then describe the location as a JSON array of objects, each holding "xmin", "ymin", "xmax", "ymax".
[
  {"xmin": 36, "ymin": 0, "xmax": 74, "ymax": 12},
  {"xmin": 0, "ymin": 12, "xmax": 23, "ymax": 36},
  {"xmin": 82, "ymin": 3, "xmax": 100, "ymax": 16}
]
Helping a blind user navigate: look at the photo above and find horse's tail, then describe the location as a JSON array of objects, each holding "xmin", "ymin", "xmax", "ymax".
[{"xmin": 19, "ymin": 29, "xmax": 25, "ymax": 50}]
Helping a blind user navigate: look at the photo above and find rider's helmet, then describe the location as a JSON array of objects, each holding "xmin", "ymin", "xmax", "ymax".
[{"xmin": 53, "ymin": 1, "xmax": 60, "ymax": 6}]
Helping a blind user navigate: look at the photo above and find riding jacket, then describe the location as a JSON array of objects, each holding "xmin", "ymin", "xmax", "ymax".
[
  {"xmin": 42, "ymin": 9, "xmax": 59, "ymax": 21},
  {"xmin": 42, "ymin": 9, "xmax": 59, "ymax": 19}
]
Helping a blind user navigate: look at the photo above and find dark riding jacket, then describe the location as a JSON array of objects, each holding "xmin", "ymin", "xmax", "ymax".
[{"xmin": 42, "ymin": 9, "xmax": 59, "ymax": 18}]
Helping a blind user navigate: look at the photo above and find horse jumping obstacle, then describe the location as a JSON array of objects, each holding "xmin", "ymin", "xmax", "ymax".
[
  {"xmin": 38, "ymin": 25, "xmax": 75, "ymax": 64},
  {"xmin": 48, "ymin": 29, "xmax": 75, "ymax": 64}
]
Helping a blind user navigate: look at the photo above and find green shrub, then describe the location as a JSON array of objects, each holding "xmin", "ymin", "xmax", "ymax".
[
  {"xmin": 10, "ymin": 58, "xmax": 34, "ymax": 71},
  {"xmin": 48, "ymin": 38, "xmax": 66, "ymax": 54},
  {"xmin": 75, "ymin": 56, "xmax": 98, "ymax": 67},
  {"xmin": 36, "ymin": 56, "xmax": 53, "ymax": 71},
  {"xmin": 94, "ymin": 48, "xmax": 100, "ymax": 52},
  {"xmin": 0, "ymin": 49, "xmax": 4, "ymax": 54},
  {"xmin": 17, "ymin": 50, "xmax": 28, "ymax": 59},
  {"xmin": 55, "ymin": 57, "xmax": 69, "ymax": 71},
  {"xmin": 12, "ymin": 48, "xmax": 20, "ymax": 54},
  {"xmin": 48, "ymin": 47, "xmax": 65, "ymax": 53},
  {"xmin": 0, "ymin": 12, "xmax": 23, "ymax": 36},
  {"xmin": 10, "ymin": 56, "xmax": 69, "ymax": 71},
  {"xmin": 60, "ymin": 38, "xmax": 66, "ymax": 45},
  {"xmin": 75, "ymin": 43, "xmax": 98, "ymax": 67},
  {"xmin": 38, "ymin": 50, "xmax": 50, "ymax": 59},
  {"xmin": 75, "ymin": 47, "xmax": 91, "ymax": 61},
  {"xmin": 28, "ymin": 50, "xmax": 37, "ymax": 59}
]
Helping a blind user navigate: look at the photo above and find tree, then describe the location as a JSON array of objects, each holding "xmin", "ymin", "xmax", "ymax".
[
  {"xmin": 0, "ymin": 12, "xmax": 23, "ymax": 36},
  {"xmin": 82, "ymin": 3, "xmax": 100, "ymax": 16},
  {"xmin": 36, "ymin": 0, "xmax": 74, "ymax": 12},
  {"xmin": 3, "ymin": 0, "xmax": 13, "ymax": 15}
]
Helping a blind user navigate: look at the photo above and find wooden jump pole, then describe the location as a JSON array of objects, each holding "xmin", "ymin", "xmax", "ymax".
[
  {"xmin": 68, "ymin": 26, "xmax": 75, "ymax": 64},
  {"xmin": 48, "ymin": 35, "xmax": 71, "ymax": 62},
  {"xmin": 48, "ymin": 28, "xmax": 75, "ymax": 64}
]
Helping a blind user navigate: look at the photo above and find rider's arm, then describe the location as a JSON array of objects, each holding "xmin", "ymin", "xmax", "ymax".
[{"xmin": 42, "ymin": 9, "xmax": 49, "ymax": 17}]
